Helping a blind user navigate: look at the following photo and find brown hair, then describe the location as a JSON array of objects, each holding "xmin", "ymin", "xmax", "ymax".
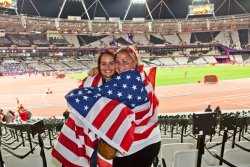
[{"xmin": 96, "ymin": 50, "xmax": 115, "ymax": 74}]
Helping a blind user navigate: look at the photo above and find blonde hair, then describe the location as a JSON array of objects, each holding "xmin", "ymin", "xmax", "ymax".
[{"xmin": 115, "ymin": 47, "xmax": 140, "ymax": 66}]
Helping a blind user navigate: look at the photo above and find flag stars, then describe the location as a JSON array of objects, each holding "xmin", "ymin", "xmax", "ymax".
[
  {"xmin": 78, "ymin": 90, "xmax": 82, "ymax": 94},
  {"xmin": 83, "ymin": 96, "xmax": 89, "ymax": 100},
  {"xmin": 132, "ymin": 85, "xmax": 137, "ymax": 90},
  {"xmin": 113, "ymin": 83, "xmax": 118, "ymax": 87},
  {"xmin": 75, "ymin": 98, "xmax": 80, "ymax": 103},
  {"xmin": 70, "ymin": 92, "xmax": 74, "ymax": 96},
  {"xmin": 137, "ymin": 96, "xmax": 142, "ymax": 100},
  {"xmin": 136, "ymin": 76, "xmax": 140, "ymax": 81},
  {"xmin": 84, "ymin": 105, "xmax": 89, "ymax": 111},
  {"xmin": 87, "ymin": 90, "xmax": 92, "ymax": 94},
  {"xmin": 131, "ymin": 104, "xmax": 136, "ymax": 107},
  {"xmin": 122, "ymin": 84, "xmax": 127, "ymax": 89},
  {"xmin": 126, "ymin": 75, "xmax": 131, "ymax": 80},
  {"xmin": 141, "ymin": 87, "xmax": 144, "ymax": 92},
  {"xmin": 127, "ymin": 94, "xmax": 132, "ymax": 100},
  {"xmin": 117, "ymin": 92, "xmax": 122, "ymax": 97},
  {"xmin": 107, "ymin": 90, "xmax": 113, "ymax": 95},
  {"xmin": 116, "ymin": 76, "xmax": 121, "ymax": 80}
]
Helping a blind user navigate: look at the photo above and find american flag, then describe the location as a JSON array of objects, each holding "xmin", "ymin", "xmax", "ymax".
[
  {"xmin": 52, "ymin": 66, "xmax": 159, "ymax": 167},
  {"xmin": 78, "ymin": 74, "xmax": 103, "ymax": 88}
]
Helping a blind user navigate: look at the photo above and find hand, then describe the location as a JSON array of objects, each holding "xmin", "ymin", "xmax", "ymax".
[{"xmin": 88, "ymin": 67, "xmax": 99, "ymax": 76}]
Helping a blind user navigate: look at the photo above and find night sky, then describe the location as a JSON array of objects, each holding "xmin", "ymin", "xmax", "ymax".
[{"xmin": 12, "ymin": 0, "xmax": 250, "ymax": 20}]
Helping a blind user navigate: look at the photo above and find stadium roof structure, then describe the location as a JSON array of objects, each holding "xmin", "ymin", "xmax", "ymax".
[
  {"xmin": 1, "ymin": 0, "xmax": 249, "ymax": 20},
  {"xmin": 0, "ymin": 0, "xmax": 249, "ymax": 34}
]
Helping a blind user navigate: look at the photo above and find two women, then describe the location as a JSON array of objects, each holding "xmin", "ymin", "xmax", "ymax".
[{"xmin": 52, "ymin": 47, "xmax": 160, "ymax": 167}]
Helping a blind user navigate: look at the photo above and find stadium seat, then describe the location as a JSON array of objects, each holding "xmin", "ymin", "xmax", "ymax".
[
  {"xmin": 158, "ymin": 138, "xmax": 181, "ymax": 166},
  {"xmin": 172, "ymin": 149, "xmax": 218, "ymax": 167},
  {"xmin": 4, "ymin": 154, "xmax": 43, "ymax": 167},
  {"xmin": 223, "ymin": 148, "xmax": 250, "ymax": 166},
  {"xmin": 161, "ymin": 143, "xmax": 194, "ymax": 167}
]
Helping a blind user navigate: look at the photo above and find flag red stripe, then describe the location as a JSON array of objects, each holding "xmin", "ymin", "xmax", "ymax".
[
  {"xmin": 136, "ymin": 116, "xmax": 151, "ymax": 127},
  {"xmin": 135, "ymin": 92, "xmax": 157, "ymax": 121},
  {"xmin": 51, "ymin": 147, "xmax": 82, "ymax": 167},
  {"xmin": 148, "ymin": 67, "xmax": 156, "ymax": 90},
  {"xmin": 57, "ymin": 132, "xmax": 86, "ymax": 157},
  {"xmin": 134, "ymin": 123, "xmax": 157, "ymax": 141},
  {"xmin": 97, "ymin": 156, "xmax": 112, "ymax": 167},
  {"xmin": 65, "ymin": 117, "xmax": 76, "ymax": 131},
  {"xmin": 92, "ymin": 74, "xmax": 102, "ymax": 86},
  {"xmin": 135, "ymin": 108, "xmax": 150, "ymax": 120},
  {"xmin": 92, "ymin": 100, "xmax": 120, "ymax": 129},
  {"xmin": 119, "ymin": 121, "xmax": 135, "ymax": 151},
  {"xmin": 105, "ymin": 107, "xmax": 128, "ymax": 139},
  {"xmin": 78, "ymin": 77, "xmax": 87, "ymax": 88}
]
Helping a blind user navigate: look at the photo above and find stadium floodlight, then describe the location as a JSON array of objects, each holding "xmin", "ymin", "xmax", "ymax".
[{"xmin": 132, "ymin": 0, "xmax": 146, "ymax": 4}]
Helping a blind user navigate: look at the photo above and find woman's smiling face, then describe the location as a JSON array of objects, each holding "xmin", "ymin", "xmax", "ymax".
[
  {"xmin": 115, "ymin": 52, "xmax": 137, "ymax": 74},
  {"xmin": 99, "ymin": 53, "xmax": 115, "ymax": 81}
]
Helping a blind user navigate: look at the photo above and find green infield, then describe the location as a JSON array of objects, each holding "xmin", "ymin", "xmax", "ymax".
[{"xmin": 66, "ymin": 65, "xmax": 250, "ymax": 86}]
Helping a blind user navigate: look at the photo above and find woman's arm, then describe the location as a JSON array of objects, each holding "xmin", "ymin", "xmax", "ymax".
[{"xmin": 88, "ymin": 67, "xmax": 99, "ymax": 76}]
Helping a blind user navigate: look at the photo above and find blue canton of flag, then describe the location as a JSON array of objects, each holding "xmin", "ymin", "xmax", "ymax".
[
  {"xmin": 65, "ymin": 69, "xmax": 148, "ymax": 117},
  {"xmin": 99, "ymin": 69, "xmax": 148, "ymax": 109}
]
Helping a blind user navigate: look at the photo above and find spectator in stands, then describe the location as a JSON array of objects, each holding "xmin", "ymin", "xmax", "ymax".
[
  {"xmin": 63, "ymin": 109, "xmax": 70, "ymax": 121},
  {"xmin": 0, "ymin": 108, "xmax": 4, "ymax": 121},
  {"xmin": 19, "ymin": 104, "xmax": 24, "ymax": 110},
  {"xmin": 18, "ymin": 108, "xmax": 29, "ymax": 121},
  {"xmin": 5, "ymin": 110, "xmax": 15, "ymax": 123},
  {"xmin": 205, "ymin": 105, "xmax": 212, "ymax": 112},
  {"xmin": 214, "ymin": 106, "xmax": 222, "ymax": 116}
]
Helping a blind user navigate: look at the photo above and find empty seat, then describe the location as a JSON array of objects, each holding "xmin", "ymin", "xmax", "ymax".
[
  {"xmin": 223, "ymin": 148, "xmax": 250, "ymax": 166},
  {"xmin": 172, "ymin": 149, "xmax": 218, "ymax": 167},
  {"xmin": 158, "ymin": 138, "xmax": 181, "ymax": 166},
  {"xmin": 161, "ymin": 143, "xmax": 194, "ymax": 167},
  {"xmin": 4, "ymin": 154, "xmax": 43, "ymax": 167}
]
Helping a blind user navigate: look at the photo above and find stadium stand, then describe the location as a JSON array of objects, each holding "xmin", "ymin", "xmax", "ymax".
[{"xmin": 0, "ymin": 1, "xmax": 250, "ymax": 167}]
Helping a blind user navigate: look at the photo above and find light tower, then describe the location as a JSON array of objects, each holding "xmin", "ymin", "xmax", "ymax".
[{"xmin": 123, "ymin": 0, "xmax": 154, "ymax": 21}]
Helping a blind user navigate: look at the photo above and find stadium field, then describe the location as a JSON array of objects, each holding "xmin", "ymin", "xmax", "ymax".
[{"xmin": 66, "ymin": 65, "xmax": 250, "ymax": 86}]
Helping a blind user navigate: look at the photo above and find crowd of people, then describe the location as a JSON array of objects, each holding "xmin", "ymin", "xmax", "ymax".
[{"xmin": 0, "ymin": 104, "xmax": 32, "ymax": 123}]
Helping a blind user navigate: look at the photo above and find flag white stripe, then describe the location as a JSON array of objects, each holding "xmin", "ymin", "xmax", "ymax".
[
  {"xmin": 86, "ymin": 97, "xmax": 112, "ymax": 122},
  {"xmin": 112, "ymin": 112, "xmax": 133, "ymax": 145},
  {"xmin": 60, "ymin": 120, "xmax": 83, "ymax": 148},
  {"xmin": 99, "ymin": 103, "xmax": 124, "ymax": 135},
  {"xmin": 84, "ymin": 77, "xmax": 95, "ymax": 87},
  {"xmin": 53, "ymin": 141, "xmax": 89, "ymax": 166},
  {"xmin": 68, "ymin": 103, "xmax": 128, "ymax": 154}
]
